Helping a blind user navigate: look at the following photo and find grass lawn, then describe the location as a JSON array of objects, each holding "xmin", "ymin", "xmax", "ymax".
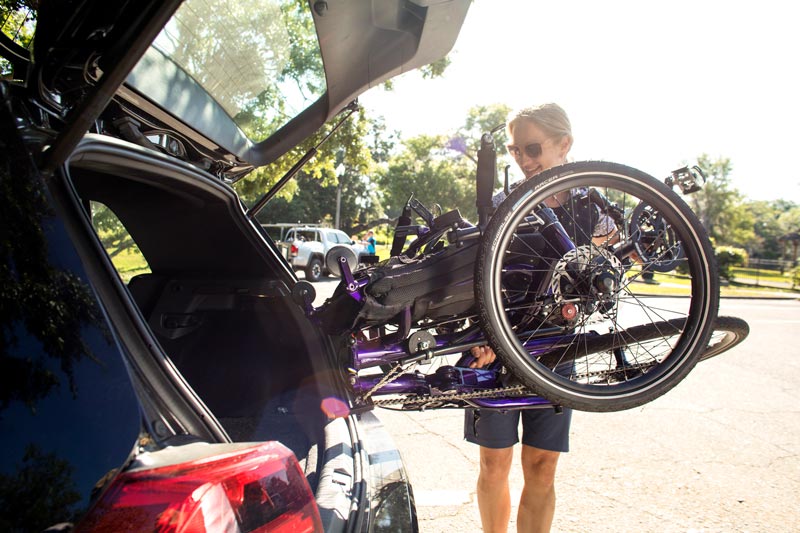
[
  {"xmin": 109, "ymin": 246, "xmax": 150, "ymax": 283},
  {"xmin": 628, "ymin": 271, "xmax": 798, "ymax": 298},
  {"xmin": 731, "ymin": 266, "xmax": 793, "ymax": 284}
]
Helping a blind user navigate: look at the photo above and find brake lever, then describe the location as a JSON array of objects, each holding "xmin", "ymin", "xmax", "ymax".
[
  {"xmin": 409, "ymin": 198, "xmax": 435, "ymax": 227},
  {"xmin": 588, "ymin": 188, "xmax": 626, "ymax": 228}
]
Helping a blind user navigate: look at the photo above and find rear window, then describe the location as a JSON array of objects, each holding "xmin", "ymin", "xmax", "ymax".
[
  {"xmin": 149, "ymin": 0, "xmax": 325, "ymax": 141},
  {"xmin": 292, "ymin": 229, "xmax": 320, "ymax": 242},
  {"xmin": 1, "ymin": 1, "xmax": 325, "ymax": 142}
]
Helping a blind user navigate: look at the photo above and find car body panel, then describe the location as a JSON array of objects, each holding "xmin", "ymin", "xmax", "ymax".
[{"xmin": 1, "ymin": 0, "xmax": 472, "ymax": 530}]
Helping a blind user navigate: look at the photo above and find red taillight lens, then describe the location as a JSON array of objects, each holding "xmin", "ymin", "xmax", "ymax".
[
  {"xmin": 77, "ymin": 442, "xmax": 322, "ymax": 533},
  {"xmin": 289, "ymin": 244, "xmax": 298, "ymax": 257}
]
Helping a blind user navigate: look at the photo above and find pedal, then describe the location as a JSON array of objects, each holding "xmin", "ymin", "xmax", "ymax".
[{"xmin": 666, "ymin": 165, "xmax": 705, "ymax": 195}]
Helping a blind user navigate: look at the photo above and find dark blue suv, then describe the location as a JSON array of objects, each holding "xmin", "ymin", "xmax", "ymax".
[{"xmin": 0, "ymin": 1, "xmax": 469, "ymax": 531}]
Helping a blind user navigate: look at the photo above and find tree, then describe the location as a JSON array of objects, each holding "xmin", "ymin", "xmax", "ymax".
[
  {"xmin": 375, "ymin": 104, "xmax": 513, "ymax": 225},
  {"xmin": 451, "ymin": 103, "xmax": 512, "ymax": 163},
  {"xmin": 90, "ymin": 203, "xmax": 139, "ymax": 259},
  {"xmin": 0, "ymin": 1, "xmax": 36, "ymax": 77},
  {"xmin": 254, "ymin": 110, "xmax": 395, "ymax": 235},
  {"xmin": 306, "ymin": 104, "xmax": 511, "ymax": 234},
  {"xmin": 743, "ymin": 199, "xmax": 800, "ymax": 260},
  {"xmin": 149, "ymin": 0, "xmax": 374, "ymax": 207},
  {"xmin": 743, "ymin": 200, "xmax": 784, "ymax": 259},
  {"xmin": 160, "ymin": 0, "xmax": 323, "ymax": 128},
  {"xmin": 377, "ymin": 134, "xmax": 477, "ymax": 221},
  {"xmin": 689, "ymin": 154, "xmax": 754, "ymax": 246}
]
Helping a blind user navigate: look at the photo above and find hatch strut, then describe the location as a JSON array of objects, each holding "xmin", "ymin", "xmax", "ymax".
[{"xmin": 247, "ymin": 101, "xmax": 359, "ymax": 220}]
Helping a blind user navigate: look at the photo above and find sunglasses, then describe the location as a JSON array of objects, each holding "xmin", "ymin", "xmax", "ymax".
[{"xmin": 506, "ymin": 141, "xmax": 545, "ymax": 159}]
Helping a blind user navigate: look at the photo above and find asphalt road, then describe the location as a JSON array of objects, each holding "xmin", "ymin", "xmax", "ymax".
[{"xmin": 310, "ymin": 278, "xmax": 800, "ymax": 532}]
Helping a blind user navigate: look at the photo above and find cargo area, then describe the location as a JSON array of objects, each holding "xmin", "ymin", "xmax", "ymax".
[{"xmin": 66, "ymin": 138, "xmax": 341, "ymax": 490}]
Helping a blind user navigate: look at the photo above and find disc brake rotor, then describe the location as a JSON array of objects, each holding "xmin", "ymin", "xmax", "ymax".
[{"xmin": 549, "ymin": 245, "xmax": 624, "ymax": 315}]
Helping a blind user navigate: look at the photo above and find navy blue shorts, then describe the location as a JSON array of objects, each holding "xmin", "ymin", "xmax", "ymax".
[{"xmin": 464, "ymin": 407, "xmax": 572, "ymax": 452}]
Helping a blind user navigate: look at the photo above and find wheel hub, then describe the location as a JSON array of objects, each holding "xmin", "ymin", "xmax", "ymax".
[{"xmin": 549, "ymin": 245, "xmax": 624, "ymax": 324}]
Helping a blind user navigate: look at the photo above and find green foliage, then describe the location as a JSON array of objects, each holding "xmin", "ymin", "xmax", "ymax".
[
  {"xmin": 792, "ymin": 266, "xmax": 800, "ymax": 289},
  {"xmin": 246, "ymin": 108, "xmax": 391, "ymax": 234},
  {"xmin": 162, "ymin": 0, "xmax": 324, "ymax": 137},
  {"xmin": 419, "ymin": 57, "xmax": 451, "ymax": 79},
  {"xmin": 676, "ymin": 157, "xmax": 799, "ymax": 260},
  {"xmin": 236, "ymin": 106, "xmax": 390, "ymax": 208},
  {"xmin": 90, "ymin": 202, "xmax": 138, "ymax": 259},
  {"xmin": 448, "ymin": 103, "xmax": 511, "ymax": 170},
  {"xmin": 375, "ymin": 103, "xmax": 513, "ymax": 223},
  {"xmin": 378, "ymin": 134, "xmax": 477, "ymax": 221},
  {"xmin": 715, "ymin": 245, "xmax": 748, "ymax": 280},
  {"xmin": 744, "ymin": 199, "xmax": 793, "ymax": 259},
  {"xmin": 254, "ymin": 104, "xmax": 514, "ymax": 233},
  {"xmin": 0, "ymin": 1, "xmax": 36, "ymax": 46},
  {"xmin": 1, "ymin": 0, "xmax": 36, "ymax": 77},
  {"xmin": 689, "ymin": 154, "xmax": 754, "ymax": 247}
]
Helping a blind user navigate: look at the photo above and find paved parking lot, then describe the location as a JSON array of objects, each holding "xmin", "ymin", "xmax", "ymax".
[{"xmin": 311, "ymin": 279, "xmax": 800, "ymax": 532}]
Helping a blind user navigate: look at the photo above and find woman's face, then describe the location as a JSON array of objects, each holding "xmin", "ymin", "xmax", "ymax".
[{"xmin": 507, "ymin": 120, "xmax": 571, "ymax": 179}]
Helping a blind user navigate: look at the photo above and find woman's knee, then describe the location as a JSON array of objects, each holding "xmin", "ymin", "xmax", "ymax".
[
  {"xmin": 520, "ymin": 446, "xmax": 560, "ymax": 487},
  {"xmin": 479, "ymin": 446, "xmax": 513, "ymax": 481}
]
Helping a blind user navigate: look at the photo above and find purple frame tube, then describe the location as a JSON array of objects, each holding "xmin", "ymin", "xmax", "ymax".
[{"xmin": 353, "ymin": 327, "xmax": 577, "ymax": 370}]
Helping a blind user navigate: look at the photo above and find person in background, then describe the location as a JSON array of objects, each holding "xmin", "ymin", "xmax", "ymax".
[{"xmin": 365, "ymin": 230, "xmax": 377, "ymax": 255}]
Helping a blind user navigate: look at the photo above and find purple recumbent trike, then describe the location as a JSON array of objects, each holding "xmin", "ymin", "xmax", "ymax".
[{"xmin": 292, "ymin": 131, "xmax": 749, "ymax": 414}]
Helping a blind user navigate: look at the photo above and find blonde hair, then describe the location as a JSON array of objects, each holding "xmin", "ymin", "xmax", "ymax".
[{"xmin": 508, "ymin": 103, "xmax": 573, "ymax": 144}]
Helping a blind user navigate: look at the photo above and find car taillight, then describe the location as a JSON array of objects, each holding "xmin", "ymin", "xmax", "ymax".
[
  {"xmin": 290, "ymin": 244, "xmax": 298, "ymax": 257},
  {"xmin": 77, "ymin": 442, "xmax": 322, "ymax": 533}
]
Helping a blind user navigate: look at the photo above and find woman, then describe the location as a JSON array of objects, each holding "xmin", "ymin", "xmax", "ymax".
[{"xmin": 464, "ymin": 103, "xmax": 574, "ymax": 533}]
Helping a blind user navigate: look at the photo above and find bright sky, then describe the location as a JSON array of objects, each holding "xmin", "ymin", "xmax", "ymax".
[{"xmin": 360, "ymin": 0, "xmax": 800, "ymax": 204}]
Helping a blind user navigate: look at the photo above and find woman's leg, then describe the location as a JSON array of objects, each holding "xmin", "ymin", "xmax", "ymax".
[{"xmin": 477, "ymin": 445, "xmax": 514, "ymax": 533}]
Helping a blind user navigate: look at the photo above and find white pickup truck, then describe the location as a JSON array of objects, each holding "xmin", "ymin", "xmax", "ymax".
[{"xmin": 280, "ymin": 226, "xmax": 366, "ymax": 282}]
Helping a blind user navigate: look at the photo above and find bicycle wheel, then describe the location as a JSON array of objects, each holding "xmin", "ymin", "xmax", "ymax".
[
  {"xmin": 476, "ymin": 161, "xmax": 719, "ymax": 412},
  {"xmin": 700, "ymin": 316, "xmax": 749, "ymax": 361}
]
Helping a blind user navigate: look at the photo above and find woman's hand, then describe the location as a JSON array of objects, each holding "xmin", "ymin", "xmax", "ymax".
[{"xmin": 469, "ymin": 345, "xmax": 497, "ymax": 368}]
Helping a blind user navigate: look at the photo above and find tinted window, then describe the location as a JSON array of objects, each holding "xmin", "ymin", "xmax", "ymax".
[
  {"xmin": 0, "ymin": 169, "xmax": 140, "ymax": 530},
  {"xmin": 146, "ymin": 0, "xmax": 325, "ymax": 141}
]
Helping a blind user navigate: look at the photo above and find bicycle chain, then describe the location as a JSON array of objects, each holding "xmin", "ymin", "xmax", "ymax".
[
  {"xmin": 365, "ymin": 360, "xmax": 658, "ymax": 409},
  {"xmin": 361, "ymin": 362, "xmax": 417, "ymax": 400},
  {"xmin": 372, "ymin": 384, "xmax": 528, "ymax": 409}
]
